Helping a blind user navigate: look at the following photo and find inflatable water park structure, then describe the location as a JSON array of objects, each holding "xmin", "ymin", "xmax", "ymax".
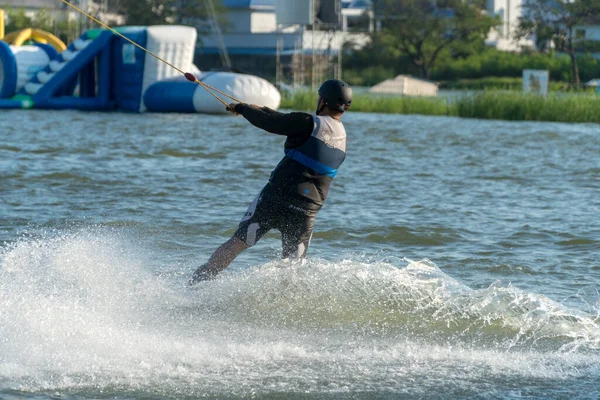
[{"xmin": 0, "ymin": 17, "xmax": 280, "ymax": 114}]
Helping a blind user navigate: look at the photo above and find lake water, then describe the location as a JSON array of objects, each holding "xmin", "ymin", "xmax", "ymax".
[{"xmin": 1, "ymin": 109, "xmax": 599, "ymax": 399}]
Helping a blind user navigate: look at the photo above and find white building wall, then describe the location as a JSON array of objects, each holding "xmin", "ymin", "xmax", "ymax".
[
  {"xmin": 227, "ymin": 8, "xmax": 299, "ymax": 34},
  {"xmin": 302, "ymin": 30, "xmax": 369, "ymax": 52},
  {"xmin": 204, "ymin": 3, "xmax": 370, "ymax": 53},
  {"xmin": 251, "ymin": 12, "xmax": 277, "ymax": 33},
  {"xmin": 201, "ymin": 30, "xmax": 368, "ymax": 52},
  {"xmin": 485, "ymin": 0, "xmax": 531, "ymax": 51},
  {"xmin": 202, "ymin": 32, "xmax": 296, "ymax": 49}
]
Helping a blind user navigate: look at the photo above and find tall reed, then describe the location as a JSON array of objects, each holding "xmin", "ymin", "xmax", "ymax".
[
  {"xmin": 454, "ymin": 92, "xmax": 600, "ymax": 123},
  {"xmin": 280, "ymin": 89, "xmax": 600, "ymax": 123},
  {"xmin": 280, "ymin": 90, "xmax": 449, "ymax": 116}
]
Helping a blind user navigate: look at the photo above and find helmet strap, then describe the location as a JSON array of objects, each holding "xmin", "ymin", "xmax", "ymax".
[{"xmin": 316, "ymin": 97, "xmax": 327, "ymax": 115}]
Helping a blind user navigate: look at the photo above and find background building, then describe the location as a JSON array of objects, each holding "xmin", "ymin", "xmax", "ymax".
[
  {"xmin": 197, "ymin": 0, "xmax": 372, "ymax": 86},
  {"xmin": 484, "ymin": 0, "xmax": 533, "ymax": 51},
  {"xmin": 573, "ymin": 17, "xmax": 600, "ymax": 59}
]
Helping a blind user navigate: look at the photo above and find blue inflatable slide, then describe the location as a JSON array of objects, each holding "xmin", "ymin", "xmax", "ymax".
[{"xmin": 0, "ymin": 25, "xmax": 280, "ymax": 113}]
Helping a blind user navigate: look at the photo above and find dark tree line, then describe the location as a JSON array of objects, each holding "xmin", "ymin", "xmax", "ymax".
[
  {"xmin": 90, "ymin": 0, "xmax": 225, "ymax": 33},
  {"xmin": 372, "ymin": 0, "xmax": 499, "ymax": 79},
  {"xmin": 345, "ymin": 0, "xmax": 600, "ymax": 87}
]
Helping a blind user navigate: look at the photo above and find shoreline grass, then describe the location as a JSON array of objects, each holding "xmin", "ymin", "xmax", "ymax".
[
  {"xmin": 454, "ymin": 91, "xmax": 600, "ymax": 123},
  {"xmin": 280, "ymin": 90, "xmax": 450, "ymax": 116},
  {"xmin": 438, "ymin": 77, "xmax": 598, "ymax": 92},
  {"xmin": 280, "ymin": 90, "xmax": 600, "ymax": 124}
]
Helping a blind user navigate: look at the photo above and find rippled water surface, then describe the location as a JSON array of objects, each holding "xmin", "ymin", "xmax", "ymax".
[{"xmin": 1, "ymin": 109, "xmax": 599, "ymax": 399}]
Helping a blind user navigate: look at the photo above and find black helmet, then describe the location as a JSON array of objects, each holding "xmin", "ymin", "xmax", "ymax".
[{"xmin": 318, "ymin": 79, "xmax": 352, "ymax": 111}]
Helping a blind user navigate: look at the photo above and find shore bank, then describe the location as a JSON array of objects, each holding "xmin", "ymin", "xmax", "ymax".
[{"xmin": 281, "ymin": 90, "xmax": 600, "ymax": 124}]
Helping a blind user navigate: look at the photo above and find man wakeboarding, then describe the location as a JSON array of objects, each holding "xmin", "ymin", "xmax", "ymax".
[{"xmin": 189, "ymin": 79, "xmax": 352, "ymax": 284}]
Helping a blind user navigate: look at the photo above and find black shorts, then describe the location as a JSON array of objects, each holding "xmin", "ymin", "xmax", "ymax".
[{"xmin": 234, "ymin": 185, "xmax": 317, "ymax": 258}]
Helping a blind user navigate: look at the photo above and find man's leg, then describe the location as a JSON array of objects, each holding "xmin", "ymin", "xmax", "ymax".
[
  {"xmin": 282, "ymin": 233, "xmax": 312, "ymax": 259},
  {"xmin": 281, "ymin": 210, "xmax": 315, "ymax": 259},
  {"xmin": 189, "ymin": 236, "xmax": 249, "ymax": 284},
  {"xmin": 190, "ymin": 188, "xmax": 272, "ymax": 284}
]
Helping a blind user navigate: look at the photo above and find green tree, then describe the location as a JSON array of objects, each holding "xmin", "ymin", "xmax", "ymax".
[
  {"xmin": 3, "ymin": 8, "xmax": 57, "ymax": 33},
  {"xmin": 3, "ymin": 7, "xmax": 79, "ymax": 45},
  {"xmin": 33, "ymin": 8, "xmax": 54, "ymax": 31},
  {"xmin": 517, "ymin": 0, "xmax": 600, "ymax": 88},
  {"xmin": 97, "ymin": 0, "xmax": 224, "ymax": 32},
  {"xmin": 4, "ymin": 8, "xmax": 33, "ymax": 33},
  {"xmin": 373, "ymin": 0, "xmax": 498, "ymax": 79}
]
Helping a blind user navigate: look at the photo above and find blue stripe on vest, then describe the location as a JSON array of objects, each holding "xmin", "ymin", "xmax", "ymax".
[
  {"xmin": 296, "ymin": 136, "xmax": 346, "ymax": 169},
  {"xmin": 285, "ymin": 149, "xmax": 338, "ymax": 177}
]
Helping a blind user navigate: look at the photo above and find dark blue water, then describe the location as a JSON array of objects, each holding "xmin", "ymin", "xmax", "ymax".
[{"xmin": 1, "ymin": 109, "xmax": 599, "ymax": 399}]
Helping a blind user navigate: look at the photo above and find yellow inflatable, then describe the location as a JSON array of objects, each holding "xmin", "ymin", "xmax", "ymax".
[
  {"xmin": 2, "ymin": 28, "xmax": 67, "ymax": 52},
  {"xmin": 0, "ymin": 9, "xmax": 5, "ymax": 39}
]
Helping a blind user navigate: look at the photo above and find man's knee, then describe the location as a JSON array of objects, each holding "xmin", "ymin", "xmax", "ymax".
[
  {"xmin": 226, "ymin": 235, "xmax": 251, "ymax": 251},
  {"xmin": 234, "ymin": 222, "xmax": 262, "ymax": 247},
  {"xmin": 282, "ymin": 238, "xmax": 310, "ymax": 259}
]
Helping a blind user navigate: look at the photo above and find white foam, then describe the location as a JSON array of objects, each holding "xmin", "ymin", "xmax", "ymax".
[{"xmin": 1, "ymin": 229, "xmax": 599, "ymax": 396}]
